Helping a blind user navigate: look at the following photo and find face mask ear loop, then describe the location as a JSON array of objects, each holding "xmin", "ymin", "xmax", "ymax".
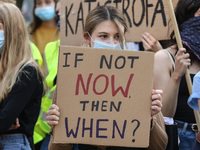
[{"xmin": 87, "ymin": 32, "xmax": 95, "ymax": 42}]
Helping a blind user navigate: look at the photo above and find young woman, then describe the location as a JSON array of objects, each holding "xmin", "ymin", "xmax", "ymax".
[
  {"xmin": 30, "ymin": 0, "xmax": 59, "ymax": 71},
  {"xmin": 46, "ymin": 5, "xmax": 168, "ymax": 150},
  {"xmin": 32, "ymin": 1, "xmax": 61, "ymax": 149},
  {"xmin": 153, "ymin": 0, "xmax": 200, "ymax": 149},
  {"xmin": 0, "ymin": 2, "xmax": 44, "ymax": 150}
]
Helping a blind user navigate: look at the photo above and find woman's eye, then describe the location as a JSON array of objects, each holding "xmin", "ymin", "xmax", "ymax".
[
  {"xmin": 100, "ymin": 35, "xmax": 107, "ymax": 39},
  {"xmin": 36, "ymin": 2, "xmax": 42, "ymax": 5},
  {"xmin": 115, "ymin": 35, "xmax": 120, "ymax": 39}
]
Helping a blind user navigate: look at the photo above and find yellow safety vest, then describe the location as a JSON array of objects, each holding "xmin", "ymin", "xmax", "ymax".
[
  {"xmin": 45, "ymin": 40, "xmax": 60, "ymax": 88},
  {"xmin": 30, "ymin": 42, "xmax": 43, "ymax": 67},
  {"xmin": 33, "ymin": 40, "xmax": 60, "ymax": 144}
]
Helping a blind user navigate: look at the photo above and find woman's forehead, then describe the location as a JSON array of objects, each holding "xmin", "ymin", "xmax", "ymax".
[{"xmin": 93, "ymin": 20, "xmax": 124, "ymax": 34}]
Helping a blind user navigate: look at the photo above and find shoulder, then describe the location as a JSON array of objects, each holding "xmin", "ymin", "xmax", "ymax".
[
  {"xmin": 154, "ymin": 49, "xmax": 174, "ymax": 67},
  {"xmin": 45, "ymin": 40, "xmax": 60, "ymax": 49},
  {"xmin": 154, "ymin": 49, "xmax": 173, "ymax": 76},
  {"xmin": 19, "ymin": 64, "xmax": 42, "ymax": 83},
  {"xmin": 22, "ymin": 65, "xmax": 37, "ymax": 74},
  {"xmin": 155, "ymin": 50, "xmax": 171, "ymax": 61},
  {"xmin": 45, "ymin": 40, "xmax": 60, "ymax": 53}
]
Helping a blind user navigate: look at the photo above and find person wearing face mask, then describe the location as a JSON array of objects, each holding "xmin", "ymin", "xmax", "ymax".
[
  {"xmin": 0, "ymin": 2, "xmax": 44, "ymax": 150},
  {"xmin": 29, "ymin": 0, "xmax": 59, "ymax": 72},
  {"xmin": 0, "ymin": 28, "xmax": 4, "ymax": 53},
  {"xmin": 0, "ymin": 0, "xmax": 43, "ymax": 69},
  {"xmin": 32, "ymin": 0, "xmax": 61, "ymax": 149},
  {"xmin": 45, "ymin": 5, "xmax": 168, "ymax": 150}
]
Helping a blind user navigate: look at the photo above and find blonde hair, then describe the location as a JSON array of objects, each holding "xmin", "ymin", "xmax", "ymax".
[
  {"xmin": 84, "ymin": 6, "xmax": 128, "ymax": 48},
  {"xmin": 0, "ymin": 2, "xmax": 44, "ymax": 101},
  {"xmin": 0, "ymin": 0, "xmax": 15, "ymax": 4}
]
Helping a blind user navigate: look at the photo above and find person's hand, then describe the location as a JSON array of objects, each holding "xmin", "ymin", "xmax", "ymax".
[
  {"xmin": 172, "ymin": 48, "xmax": 191, "ymax": 80},
  {"xmin": 141, "ymin": 32, "xmax": 163, "ymax": 52},
  {"xmin": 46, "ymin": 104, "xmax": 60, "ymax": 128},
  {"xmin": 9, "ymin": 118, "xmax": 20, "ymax": 130},
  {"xmin": 151, "ymin": 90, "xmax": 163, "ymax": 117}
]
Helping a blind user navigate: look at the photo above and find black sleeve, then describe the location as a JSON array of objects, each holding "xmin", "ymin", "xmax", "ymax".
[{"xmin": 0, "ymin": 66, "xmax": 42, "ymax": 134}]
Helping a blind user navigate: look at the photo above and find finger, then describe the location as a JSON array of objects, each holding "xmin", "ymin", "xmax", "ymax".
[
  {"xmin": 176, "ymin": 48, "xmax": 186, "ymax": 56},
  {"xmin": 14, "ymin": 124, "xmax": 20, "ymax": 128},
  {"xmin": 182, "ymin": 53, "xmax": 190, "ymax": 59},
  {"xmin": 141, "ymin": 38, "xmax": 151, "ymax": 50},
  {"xmin": 151, "ymin": 106, "xmax": 161, "ymax": 116},
  {"xmin": 47, "ymin": 120, "xmax": 59, "ymax": 127},
  {"xmin": 9, "ymin": 124, "xmax": 20, "ymax": 130},
  {"xmin": 152, "ymin": 89, "xmax": 163, "ymax": 95},
  {"xmin": 142, "ymin": 32, "xmax": 152, "ymax": 43},
  {"xmin": 179, "ymin": 59, "xmax": 191, "ymax": 67},
  {"xmin": 46, "ymin": 108, "xmax": 60, "ymax": 117},
  {"xmin": 152, "ymin": 100, "xmax": 162, "ymax": 108},
  {"xmin": 16, "ymin": 118, "xmax": 20, "ymax": 125},
  {"xmin": 151, "ymin": 105, "xmax": 161, "ymax": 112},
  {"xmin": 46, "ymin": 115, "xmax": 60, "ymax": 122},
  {"xmin": 50, "ymin": 104, "xmax": 59, "ymax": 111},
  {"xmin": 152, "ymin": 93, "xmax": 162, "ymax": 100}
]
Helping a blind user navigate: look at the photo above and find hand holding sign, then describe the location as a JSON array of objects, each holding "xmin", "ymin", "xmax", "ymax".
[
  {"xmin": 151, "ymin": 90, "xmax": 163, "ymax": 117},
  {"xmin": 46, "ymin": 104, "xmax": 60, "ymax": 128}
]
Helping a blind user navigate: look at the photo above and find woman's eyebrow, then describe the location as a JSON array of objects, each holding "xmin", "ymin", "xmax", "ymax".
[{"xmin": 97, "ymin": 32, "xmax": 109, "ymax": 34}]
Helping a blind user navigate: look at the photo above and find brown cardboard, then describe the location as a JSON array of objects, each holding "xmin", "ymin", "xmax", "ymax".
[
  {"xmin": 60, "ymin": 0, "xmax": 178, "ymax": 46},
  {"xmin": 53, "ymin": 45, "xmax": 155, "ymax": 148}
]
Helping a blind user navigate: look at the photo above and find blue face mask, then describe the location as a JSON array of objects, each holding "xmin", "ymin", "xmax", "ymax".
[
  {"xmin": 34, "ymin": 6, "xmax": 55, "ymax": 21},
  {"xmin": 93, "ymin": 40, "xmax": 122, "ymax": 49},
  {"xmin": 0, "ymin": 30, "xmax": 4, "ymax": 53},
  {"xmin": 88, "ymin": 32, "xmax": 122, "ymax": 50}
]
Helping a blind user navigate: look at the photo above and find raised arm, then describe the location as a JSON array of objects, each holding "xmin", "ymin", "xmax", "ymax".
[{"xmin": 154, "ymin": 48, "xmax": 190, "ymax": 117}]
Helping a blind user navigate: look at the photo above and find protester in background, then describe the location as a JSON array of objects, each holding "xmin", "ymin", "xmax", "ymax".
[
  {"xmin": 29, "ymin": 0, "xmax": 59, "ymax": 72},
  {"xmin": 188, "ymin": 71, "xmax": 200, "ymax": 112},
  {"xmin": 32, "ymin": 0, "xmax": 61, "ymax": 149},
  {"xmin": 0, "ymin": 0, "xmax": 43, "ymax": 69},
  {"xmin": 153, "ymin": 0, "xmax": 200, "ymax": 149},
  {"xmin": 0, "ymin": 2, "xmax": 44, "ymax": 149},
  {"xmin": 46, "ymin": 5, "xmax": 168, "ymax": 150},
  {"xmin": 188, "ymin": 71, "xmax": 200, "ymax": 150}
]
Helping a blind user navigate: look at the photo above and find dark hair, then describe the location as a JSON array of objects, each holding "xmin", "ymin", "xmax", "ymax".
[
  {"xmin": 168, "ymin": 0, "xmax": 200, "ymax": 62},
  {"xmin": 175, "ymin": 0, "xmax": 200, "ymax": 27},
  {"xmin": 170, "ymin": 0, "xmax": 200, "ymax": 42}
]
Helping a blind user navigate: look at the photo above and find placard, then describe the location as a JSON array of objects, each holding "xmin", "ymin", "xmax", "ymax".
[
  {"xmin": 54, "ymin": 45, "xmax": 154, "ymax": 148},
  {"xmin": 60, "ymin": 0, "xmax": 178, "ymax": 46}
]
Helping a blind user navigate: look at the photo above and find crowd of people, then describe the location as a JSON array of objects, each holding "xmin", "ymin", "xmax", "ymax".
[{"xmin": 0, "ymin": 0, "xmax": 200, "ymax": 150}]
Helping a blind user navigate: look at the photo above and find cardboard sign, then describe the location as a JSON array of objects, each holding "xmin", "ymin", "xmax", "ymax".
[
  {"xmin": 60, "ymin": 0, "xmax": 178, "ymax": 46},
  {"xmin": 54, "ymin": 45, "xmax": 154, "ymax": 148}
]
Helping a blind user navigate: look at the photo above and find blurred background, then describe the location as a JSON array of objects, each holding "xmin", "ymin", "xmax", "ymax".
[{"xmin": 16, "ymin": 0, "xmax": 34, "ymax": 24}]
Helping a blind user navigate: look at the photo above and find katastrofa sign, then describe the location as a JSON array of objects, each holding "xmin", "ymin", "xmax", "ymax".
[{"xmin": 60, "ymin": 0, "xmax": 178, "ymax": 46}]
